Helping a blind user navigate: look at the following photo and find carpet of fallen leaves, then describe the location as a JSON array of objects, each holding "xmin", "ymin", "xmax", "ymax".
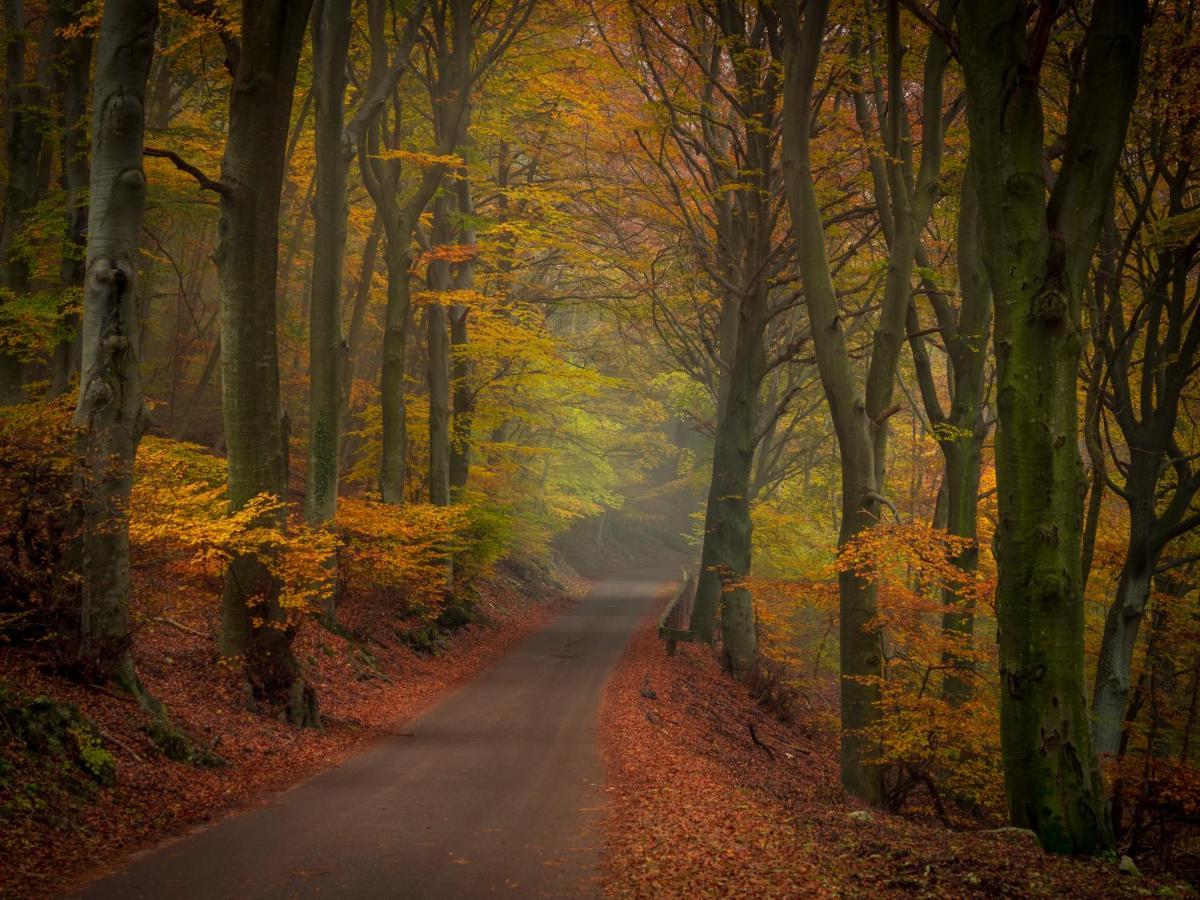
[
  {"xmin": 599, "ymin": 607, "xmax": 1193, "ymax": 898},
  {"xmin": 0, "ymin": 559, "xmax": 585, "ymax": 899}
]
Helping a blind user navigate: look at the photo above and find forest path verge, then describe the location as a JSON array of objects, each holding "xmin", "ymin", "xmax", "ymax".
[{"xmin": 74, "ymin": 570, "xmax": 670, "ymax": 900}]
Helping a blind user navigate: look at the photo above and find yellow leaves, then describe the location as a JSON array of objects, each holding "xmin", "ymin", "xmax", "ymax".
[
  {"xmin": 412, "ymin": 288, "xmax": 488, "ymax": 310},
  {"xmin": 370, "ymin": 149, "xmax": 464, "ymax": 169},
  {"xmin": 131, "ymin": 437, "xmax": 337, "ymax": 619},
  {"xmin": 0, "ymin": 287, "xmax": 80, "ymax": 359}
]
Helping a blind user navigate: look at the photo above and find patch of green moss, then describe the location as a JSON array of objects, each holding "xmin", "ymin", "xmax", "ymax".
[
  {"xmin": 68, "ymin": 725, "xmax": 115, "ymax": 786},
  {"xmin": 436, "ymin": 601, "xmax": 476, "ymax": 632},
  {"xmin": 142, "ymin": 717, "xmax": 225, "ymax": 769}
]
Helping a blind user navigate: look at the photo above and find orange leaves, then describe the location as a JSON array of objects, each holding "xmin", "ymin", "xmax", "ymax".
[
  {"xmin": 836, "ymin": 522, "xmax": 1002, "ymax": 810},
  {"xmin": 335, "ymin": 497, "xmax": 466, "ymax": 618}
]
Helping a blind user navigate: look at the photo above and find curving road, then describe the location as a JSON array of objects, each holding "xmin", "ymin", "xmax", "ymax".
[{"xmin": 75, "ymin": 571, "xmax": 666, "ymax": 900}]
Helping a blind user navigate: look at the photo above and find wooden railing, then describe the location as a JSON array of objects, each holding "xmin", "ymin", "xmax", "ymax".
[{"xmin": 658, "ymin": 567, "xmax": 696, "ymax": 654}]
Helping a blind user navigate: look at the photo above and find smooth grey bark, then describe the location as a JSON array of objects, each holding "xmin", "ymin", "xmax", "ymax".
[
  {"xmin": 0, "ymin": 0, "xmax": 48, "ymax": 403},
  {"xmin": 71, "ymin": 0, "xmax": 157, "ymax": 687},
  {"xmin": 694, "ymin": 278, "xmax": 766, "ymax": 676},
  {"xmin": 215, "ymin": 0, "xmax": 316, "ymax": 726},
  {"xmin": 848, "ymin": 1, "xmax": 986, "ymax": 706},
  {"xmin": 956, "ymin": 0, "xmax": 1144, "ymax": 854},
  {"xmin": 427, "ymin": 299, "xmax": 451, "ymax": 505},
  {"xmin": 305, "ymin": 0, "xmax": 352, "ymax": 527},
  {"xmin": 49, "ymin": 0, "xmax": 92, "ymax": 396}
]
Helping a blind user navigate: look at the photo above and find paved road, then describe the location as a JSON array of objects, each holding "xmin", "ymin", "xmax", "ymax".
[{"xmin": 76, "ymin": 571, "xmax": 667, "ymax": 900}]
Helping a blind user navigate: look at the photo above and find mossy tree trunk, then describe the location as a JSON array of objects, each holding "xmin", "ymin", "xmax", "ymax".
[
  {"xmin": 427, "ymin": 195, "xmax": 453, "ymax": 507},
  {"xmin": 956, "ymin": 0, "xmax": 1145, "ymax": 853},
  {"xmin": 448, "ymin": 161, "xmax": 476, "ymax": 498}
]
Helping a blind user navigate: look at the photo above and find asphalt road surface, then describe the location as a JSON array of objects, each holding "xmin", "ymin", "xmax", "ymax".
[{"xmin": 76, "ymin": 571, "xmax": 668, "ymax": 900}]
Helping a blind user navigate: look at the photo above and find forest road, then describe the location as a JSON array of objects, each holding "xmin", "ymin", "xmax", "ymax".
[{"xmin": 75, "ymin": 570, "xmax": 671, "ymax": 900}]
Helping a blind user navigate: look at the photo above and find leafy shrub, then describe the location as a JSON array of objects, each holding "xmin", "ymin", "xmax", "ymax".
[
  {"xmin": 130, "ymin": 436, "xmax": 337, "ymax": 624},
  {"xmin": 837, "ymin": 523, "xmax": 1003, "ymax": 818},
  {"xmin": 0, "ymin": 398, "xmax": 79, "ymax": 648}
]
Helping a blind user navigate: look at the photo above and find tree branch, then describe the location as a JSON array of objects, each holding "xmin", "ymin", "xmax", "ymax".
[{"xmin": 144, "ymin": 147, "xmax": 230, "ymax": 195}]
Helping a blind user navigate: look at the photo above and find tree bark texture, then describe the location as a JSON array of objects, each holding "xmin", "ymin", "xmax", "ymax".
[
  {"xmin": 216, "ymin": 0, "xmax": 316, "ymax": 726},
  {"xmin": 305, "ymin": 0, "xmax": 352, "ymax": 526},
  {"xmin": 71, "ymin": 0, "xmax": 157, "ymax": 689},
  {"xmin": 956, "ymin": 0, "xmax": 1144, "ymax": 853},
  {"xmin": 0, "ymin": 0, "xmax": 47, "ymax": 403},
  {"xmin": 49, "ymin": 0, "xmax": 93, "ymax": 396}
]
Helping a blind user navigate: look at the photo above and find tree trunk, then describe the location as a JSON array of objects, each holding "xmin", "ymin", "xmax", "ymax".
[
  {"xmin": 217, "ymin": 0, "xmax": 316, "ymax": 727},
  {"xmin": 341, "ymin": 212, "xmax": 382, "ymax": 424},
  {"xmin": 427, "ymin": 194, "xmax": 452, "ymax": 506},
  {"xmin": 449, "ymin": 304, "xmax": 472, "ymax": 495},
  {"xmin": 0, "ymin": 0, "xmax": 47, "ymax": 404},
  {"xmin": 956, "ymin": 0, "xmax": 1144, "ymax": 854},
  {"xmin": 933, "ymin": 169, "xmax": 991, "ymax": 705},
  {"xmin": 1093, "ymin": 490, "xmax": 1157, "ymax": 758},
  {"xmin": 49, "ymin": 0, "xmax": 92, "ymax": 396},
  {"xmin": 692, "ymin": 287, "xmax": 764, "ymax": 677},
  {"xmin": 305, "ymin": 0, "xmax": 352, "ymax": 527},
  {"xmin": 427, "ymin": 299, "xmax": 451, "ymax": 507},
  {"xmin": 378, "ymin": 225, "xmax": 411, "ymax": 504},
  {"xmin": 448, "ymin": 164, "xmax": 476, "ymax": 497},
  {"xmin": 71, "ymin": 0, "xmax": 157, "ymax": 690},
  {"xmin": 780, "ymin": 0, "xmax": 937, "ymax": 806},
  {"xmin": 355, "ymin": 0, "xmax": 452, "ymax": 507}
]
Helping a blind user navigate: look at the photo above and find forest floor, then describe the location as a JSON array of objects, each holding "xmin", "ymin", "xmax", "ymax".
[
  {"xmin": 599, "ymin": 606, "xmax": 1195, "ymax": 898},
  {"xmin": 0, "ymin": 557, "xmax": 585, "ymax": 899}
]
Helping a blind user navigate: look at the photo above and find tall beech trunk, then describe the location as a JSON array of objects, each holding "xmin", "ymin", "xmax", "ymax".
[
  {"xmin": 427, "ymin": 300, "xmax": 451, "ymax": 505},
  {"xmin": 0, "ymin": 0, "xmax": 47, "ymax": 403},
  {"xmin": 907, "ymin": 166, "xmax": 992, "ymax": 705},
  {"xmin": 956, "ymin": 0, "xmax": 1144, "ymax": 853},
  {"xmin": 448, "ymin": 165, "xmax": 476, "ymax": 496},
  {"xmin": 355, "ymin": 0, "xmax": 456, "ymax": 506},
  {"xmin": 1093, "ymin": 509, "xmax": 1155, "ymax": 758},
  {"xmin": 377, "ymin": 222, "xmax": 413, "ymax": 503},
  {"xmin": 341, "ymin": 213, "xmax": 382, "ymax": 423},
  {"xmin": 305, "ymin": 0, "xmax": 352, "ymax": 526},
  {"xmin": 71, "ymin": 0, "xmax": 157, "ymax": 687},
  {"xmin": 448, "ymin": 304, "xmax": 471, "ymax": 494},
  {"xmin": 1089, "ymin": 167, "xmax": 1200, "ymax": 762},
  {"xmin": 216, "ymin": 0, "xmax": 316, "ymax": 726},
  {"xmin": 427, "ymin": 194, "xmax": 452, "ymax": 507},
  {"xmin": 692, "ymin": 283, "xmax": 766, "ymax": 676},
  {"xmin": 780, "ymin": 0, "xmax": 948, "ymax": 804},
  {"xmin": 49, "ymin": 0, "xmax": 92, "ymax": 396},
  {"xmin": 683, "ymin": 1, "xmax": 781, "ymax": 679}
]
